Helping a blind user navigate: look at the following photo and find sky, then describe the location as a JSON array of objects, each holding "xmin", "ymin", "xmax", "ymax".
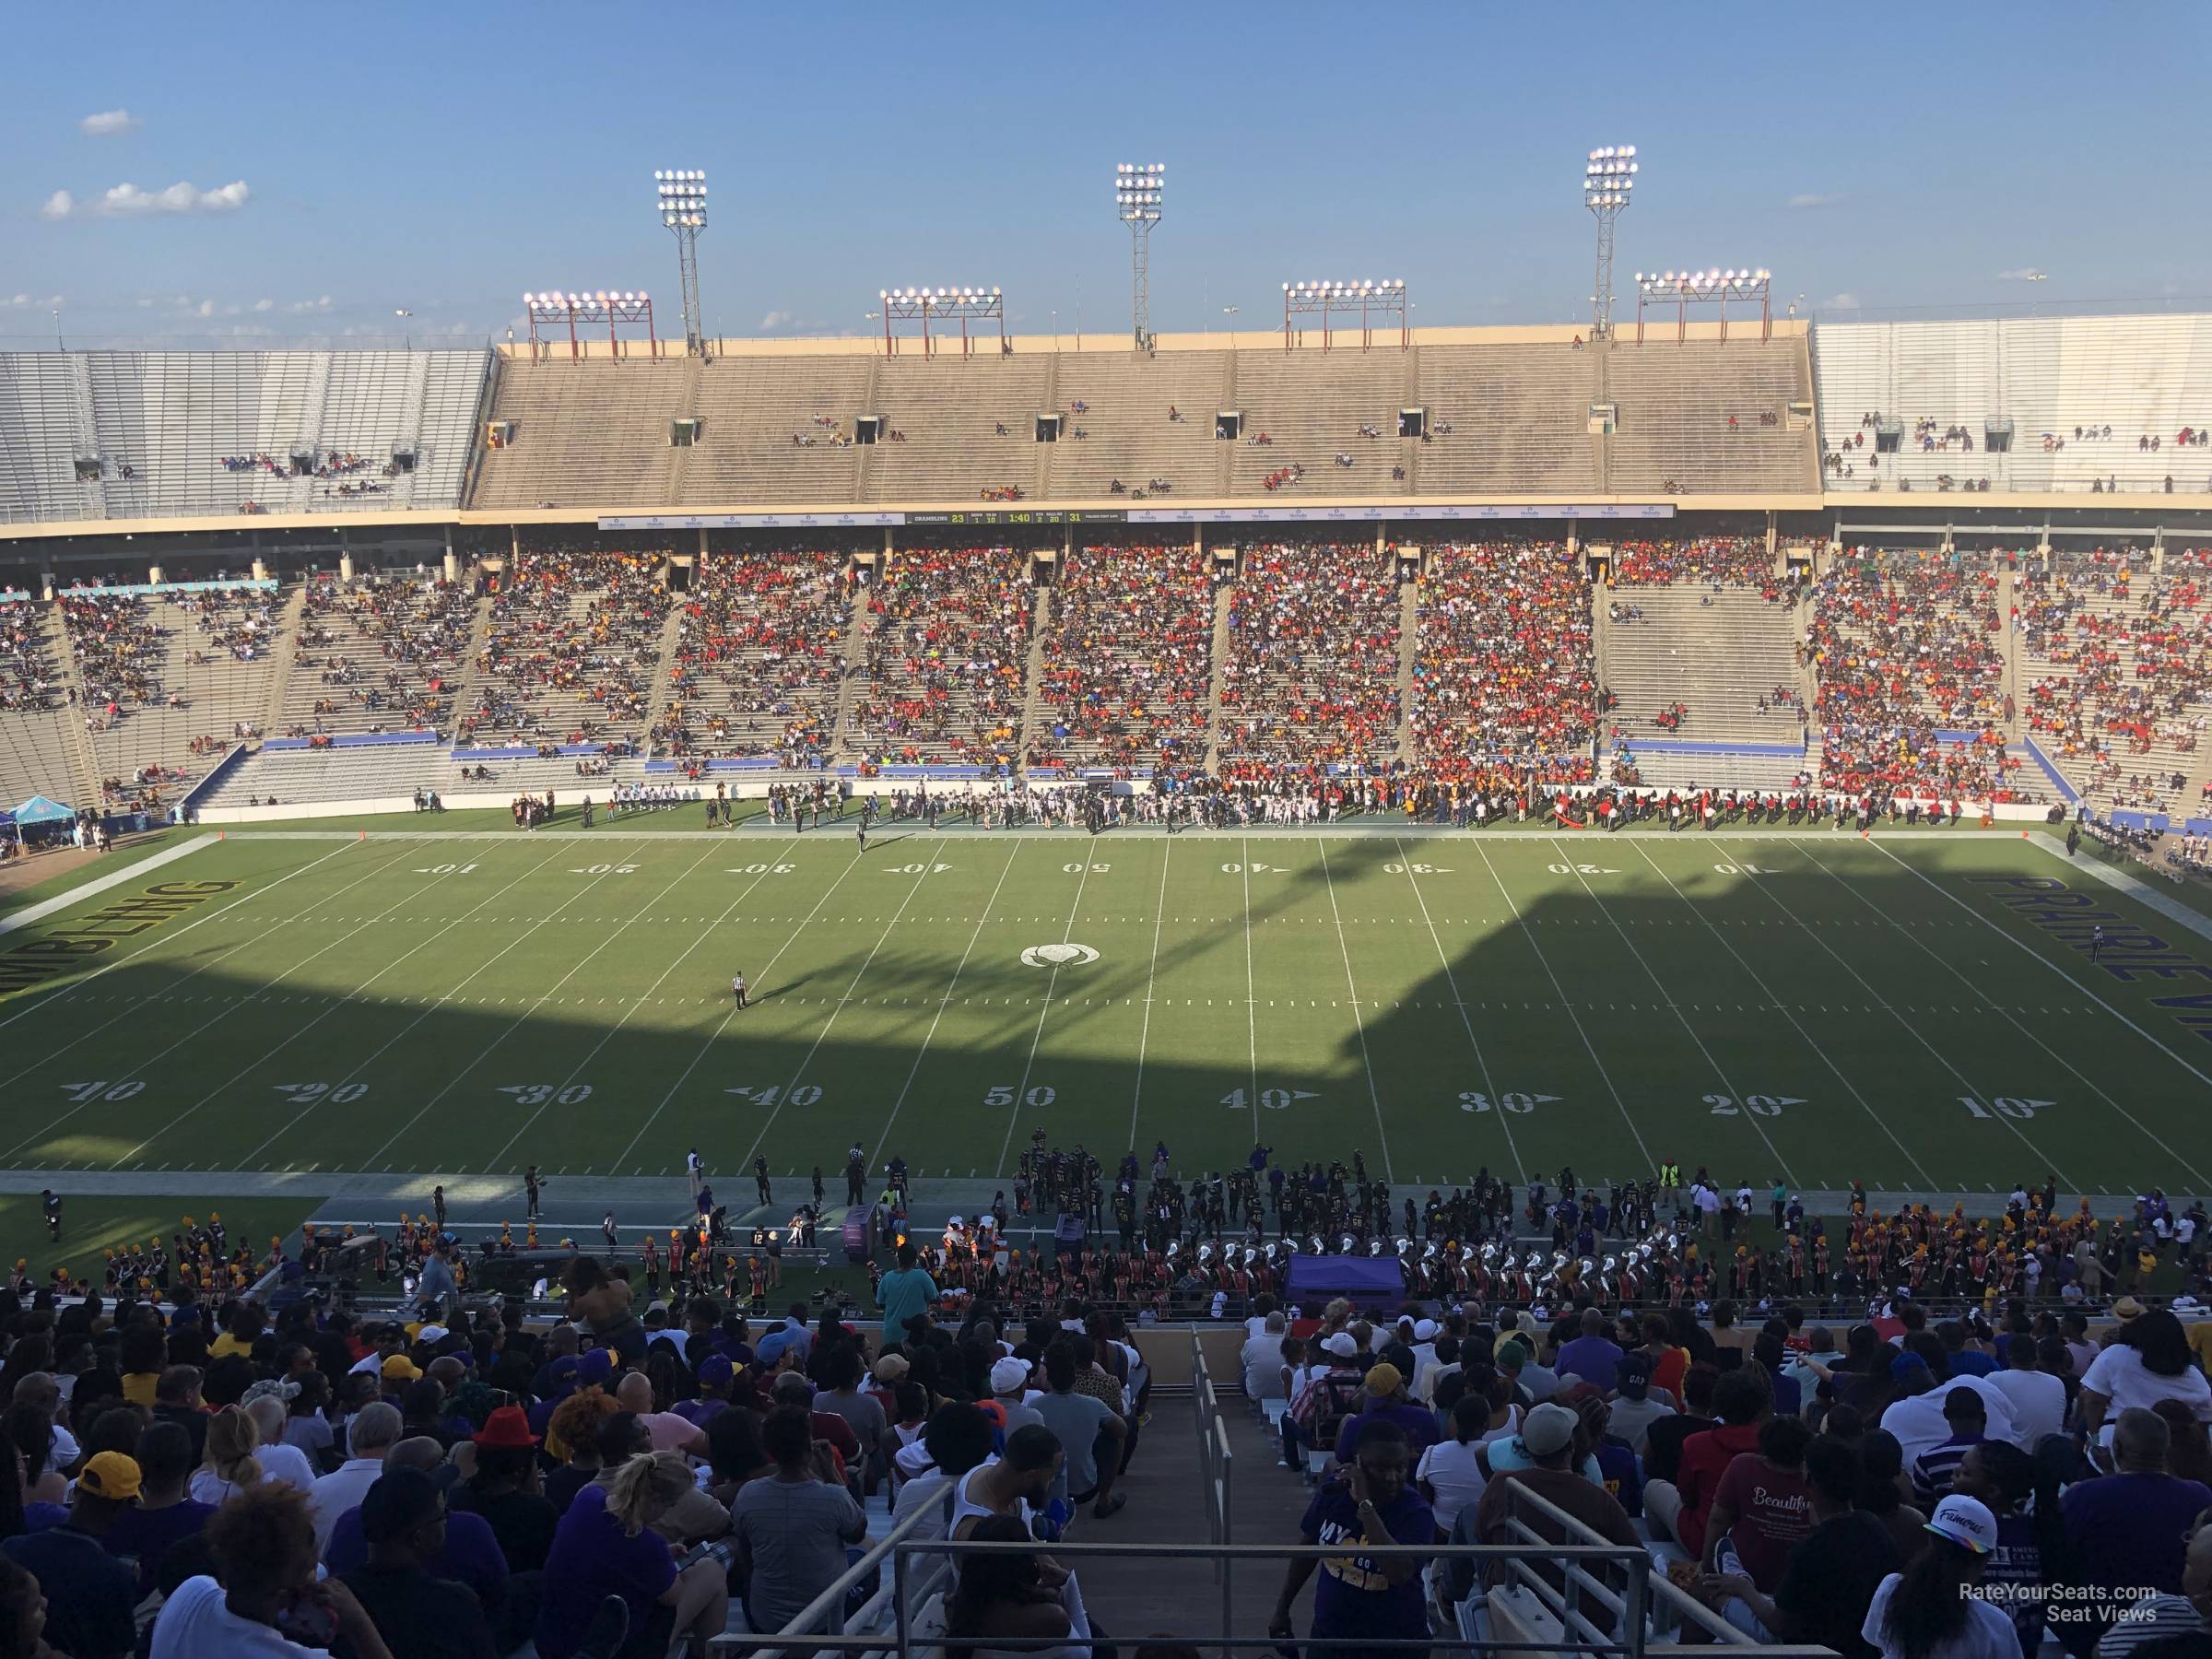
[{"xmin": 5, "ymin": 3, "xmax": 2210, "ymax": 349}]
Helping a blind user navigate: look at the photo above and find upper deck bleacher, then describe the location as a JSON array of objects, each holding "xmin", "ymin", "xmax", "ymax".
[{"xmin": 0, "ymin": 350, "xmax": 488, "ymax": 524}]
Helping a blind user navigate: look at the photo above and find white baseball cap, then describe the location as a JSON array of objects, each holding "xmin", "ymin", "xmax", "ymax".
[
  {"xmin": 989, "ymin": 1357, "xmax": 1030, "ymax": 1394},
  {"xmin": 1924, "ymin": 1493, "xmax": 1996, "ymax": 1555},
  {"xmin": 1323, "ymin": 1332, "xmax": 1359, "ymax": 1359},
  {"xmin": 1413, "ymin": 1319, "xmax": 1440, "ymax": 1342}
]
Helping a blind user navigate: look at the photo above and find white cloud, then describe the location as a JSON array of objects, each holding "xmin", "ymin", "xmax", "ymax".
[
  {"xmin": 1819, "ymin": 293, "xmax": 1862, "ymax": 311},
  {"xmin": 288, "ymin": 295, "xmax": 332, "ymax": 312},
  {"xmin": 79, "ymin": 109, "xmax": 141, "ymax": 136},
  {"xmin": 759, "ymin": 309, "xmax": 795, "ymax": 330},
  {"xmin": 195, "ymin": 300, "xmax": 215, "ymax": 318},
  {"xmin": 253, "ymin": 298, "xmax": 273, "ymax": 312},
  {"xmin": 2, "ymin": 294, "xmax": 64, "ymax": 310},
  {"xmin": 1995, "ymin": 266, "xmax": 2048, "ymax": 281},
  {"xmin": 42, "ymin": 180, "xmax": 252, "ymax": 219},
  {"xmin": 1786, "ymin": 192, "xmax": 1844, "ymax": 210}
]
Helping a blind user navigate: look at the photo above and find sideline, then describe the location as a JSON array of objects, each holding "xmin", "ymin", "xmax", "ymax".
[
  {"xmin": 217, "ymin": 825, "xmax": 2016, "ymax": 841},
  {"xmin": 0, "ymin": 833, "xmax": 218, "ymax": 937},
  {"xmin": 2030, "ymin": 832, "xmax": 2212, "ymax": 948}
]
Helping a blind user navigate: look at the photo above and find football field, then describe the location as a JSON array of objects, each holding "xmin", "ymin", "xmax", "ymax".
[{"xmin": 1, "ymin": 816, "xmax": 2208, "ymax": 1204}]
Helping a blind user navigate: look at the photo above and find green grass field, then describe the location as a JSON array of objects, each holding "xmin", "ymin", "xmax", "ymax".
[{"xmin": 1, "ymin": 816, "xmax": 2207, "ymax": 1206}]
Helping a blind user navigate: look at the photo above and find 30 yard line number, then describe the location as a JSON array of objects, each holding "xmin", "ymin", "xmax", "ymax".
[
  {"xmin": 500, "ymin": 1083, "xmax": 592, "ymax": 1106},
  {"xmin": 1460, "ymin": 1091, "xmax": 1561, "ymax": 1114}
]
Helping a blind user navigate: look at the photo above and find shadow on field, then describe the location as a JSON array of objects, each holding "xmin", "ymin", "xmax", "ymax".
[{"xmin": 0, "ymin": 835, "xmax": 2182, "ymax": 1191}]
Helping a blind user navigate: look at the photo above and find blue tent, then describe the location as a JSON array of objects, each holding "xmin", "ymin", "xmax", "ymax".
[{"xmin": 12, "ymin": 795, "xmax": 76, "ymax": 826}]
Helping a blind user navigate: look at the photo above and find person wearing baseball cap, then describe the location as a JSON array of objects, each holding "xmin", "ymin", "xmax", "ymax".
[
  {"xmin": 1861, "ymin": 1493, "xmax": 2013, "ymax": 1659},
  {"xmin": 1445, "ymin": 1403, "xmax": 1639, "ymax": 1607},
  {"xmin": 1606, "ymin": 1352, "xmax": 1677, "ymax": 1455},
  {"xmin": 1334, "ymin": 1363, "xmax": 1441, "ymax": 1465},
  {"xmin": 0, "ymin": 1451, "xmax": 138, "ymax": 1659},
  {"xmin": 989, "ymin": 1356, "xmax": 1042, "ymax": 1434}
]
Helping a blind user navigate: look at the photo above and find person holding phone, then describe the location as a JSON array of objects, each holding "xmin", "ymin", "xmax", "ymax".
[{"xmin": 1270, "ymin": 1420, "xmax": 1435, "ymax": 1659}]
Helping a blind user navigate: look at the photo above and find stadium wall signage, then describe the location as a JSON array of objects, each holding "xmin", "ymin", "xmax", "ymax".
[
  {"xmin": 1972, "ymin": 876, "xmax": 2212, "ymax": 1045},
  {"xmin": 0, "ymin": 879, "xmax": 241, "ymax": 995}
]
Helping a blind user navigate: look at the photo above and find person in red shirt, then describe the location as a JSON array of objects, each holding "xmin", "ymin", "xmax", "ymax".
[{"xmin": 1644, "ymin": 1368, "xmax": 1771, "ymax": 1553}]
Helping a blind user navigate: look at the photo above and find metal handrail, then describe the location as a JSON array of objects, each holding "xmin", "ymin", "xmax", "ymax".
[{"xmin": 707, "ymin": 1487, "xmax": 952, "ymax": 1656}]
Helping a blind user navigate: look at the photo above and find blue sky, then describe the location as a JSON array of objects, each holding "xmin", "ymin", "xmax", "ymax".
[{"xmin": 6, "ymin": 3, "xmax": 2209, "ymax": 347}]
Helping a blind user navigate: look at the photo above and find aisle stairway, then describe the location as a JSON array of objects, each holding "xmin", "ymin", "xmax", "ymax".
[
  {"xmin": 1396, "ymin": 576, "xmax": 1420, "ymax": 765},
  {"xmin": 1018, "ymin": 587, "xmax": 1053, "ymax": 758},
  {"xmin": 1205, "ymin": 580, "xmax": 1232, "ymax": 771}
]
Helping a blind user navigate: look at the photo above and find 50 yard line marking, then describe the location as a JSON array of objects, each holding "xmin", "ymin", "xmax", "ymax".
[
  {"xmin": 874, "ymin": 841, "xmax": 1023, "ymax": 1171},
  {"xmin": 1630, "ymin": 840, "xmax": 1940, "ymax": 1188},
  {"xmin": 1546, "ymin": 837, "xmax": 1796, "ymax": 1184},
  {"xmin": 0, "ymin": 840, "xmax": 354, "ymax": 1038},
  {"xmin": 1467, "ymin": 839, "xmax": 1655, "ymax": 1172},
  {"xmin": 1317, "ymin": 838, "xmax": 1393, "ymax": 1182},
  {"xmin": 357, "ymin": 846, "xmax": 720, "ymax": 1171},
  {"xmin": 1394, "ymin": 838, "xmax": 1525, "ymax": 1184},
  {"xmin": 1829, "ymin": 839, "xmax": 2210, "ymax": 1186},
  {"xmin": 611, "ymin": 843, "xmax": 871, "ymax": 1172},
  {"xmin": 733, "ymin": 839, "xmax": 950, "ymax": 1175},
  {"xmin": 1124, "ymin": 838, "xmax": 1173, "ymax": 1153},
  {"xmin": 994, "ymin": 854, "xmax": 1098, "ymax": 1173}
]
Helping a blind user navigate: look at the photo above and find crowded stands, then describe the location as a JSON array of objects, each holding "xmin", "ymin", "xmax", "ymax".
[
  {"xmin": 288, "ymin": 571, "xmax": 475, "ymax": 737},
  {"xmin": 1026, "ymin": 542, "xmax": 1214, "ymax": 774},
  {"xmin": 1808, "ymin": 550, "xmax": 2024, "ymax": 803},
  {"xmin": 848, "ymin": 547, "xmax": 1034, "ymax": 770},
  {"xmin": 463, "ymin": 547, "xmax": 673, "ymax": 749},
  {"xmin": 1610, "ymin": 535, "xmax": 1780, "ymax": 593},
  {"xmin": 1218, "ymin": 541, "xmax": 1403, "ymax": 778},
  {"xmin": 1410, "ymin": 541, "xmax": 1596, "ymax": 785},
  {"xmin": 652, "ymin": 548, "xmax": 853, "ymax": 769}
]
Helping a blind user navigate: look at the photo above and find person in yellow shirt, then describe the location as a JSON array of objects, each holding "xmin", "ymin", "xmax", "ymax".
[{"xmin": 208, "ymin": 1301, "xmax": 261, "ymax": 1359}]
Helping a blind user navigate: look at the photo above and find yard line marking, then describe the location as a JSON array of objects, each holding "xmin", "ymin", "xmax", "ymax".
[
  {"xmin": 0, "ymin": 839, "xmax": 358, "ymax": 1049},
  {"xmin": 994, "ymin": 855, "xmax": 1097, "ymax": 1173},
  {"xmin": 1240, "ymin": 838, "xmax": 1259, "ymax": 1143},
  {"xmin": 1317, "ymin": 839, "xmax": 1393, "ymax": 1182},
  {"xmin": 1630, "ymin": 841, "xmax": 1937, "ymax": 1187},
  {"xmin": 357, "ymin": 848, "xmax": 715, "ymax": 1171},
  {"xmin": 1735, "ymin": 844, "xmax": 2076, "ymax": 1183},
  {"xmin": 0, "ymin": 843, "xmax": 419, "ymax": 1159},
  {"xmin": 1467, "ymin": 840, "xmax": 1655, "ymax": 1172},
  {"xmin": 1822, "ymin": 840, "xmax": 2207, "ymax": 1186},
  {"xmin": 1547, "ymin": 838, "xmax": 1795, "ymax": 1183},
  {"xmin": 233, "ymin": 848, "xmax": 578, "ymax": 1168},
  {"xmin": 489, "ymin": 846, "xmax": 796, "ymax": 1171},
  {"xmin": 1124, "ymin": 838, "xmax": 1174, "ymax": 1154},
  {"xmin": 106, "ymin": 850, "xmax": 499, "ymax": 1170},
  {"xmin": 874, "ymin": 842, "xmax": 1023, "ymax": 1171},
  {"xmin": 1394, "ymin": 837, "xmax": 1525, "ymax": 1185},
  {"xmin": 729, "ymin": 840, "xmax": 951, "ymax": 1176},
  {"xmin": 611, "ymin": 845, "xmax": 871, "ymax": 1172}
]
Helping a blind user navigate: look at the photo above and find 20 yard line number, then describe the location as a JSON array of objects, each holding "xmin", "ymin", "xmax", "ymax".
[
  {"xmin": 275, "ymin": 1081, "xmax": 368, "ymax": 1105},
  {"xmin": 1706, "ymin": 1093, "xmax": 1804, "ymax": 1116}
]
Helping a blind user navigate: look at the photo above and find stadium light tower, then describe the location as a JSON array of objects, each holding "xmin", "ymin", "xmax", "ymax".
[
  {"xmin": 1583, "ymin": 145, "xmax": 1638, "ymax": 340},
  {"xmin": 653, "ymin": 170, "xmax": 708, "ymax": 357},
  {"xmin": 1115, "ymin": 163, "xmax": 1165, "ymax": 352}
]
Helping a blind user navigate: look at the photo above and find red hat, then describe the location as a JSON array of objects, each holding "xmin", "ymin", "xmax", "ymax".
[{"xmin": 472, "ymin": 1406, "xmax": 540, "ymax": 1450}]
